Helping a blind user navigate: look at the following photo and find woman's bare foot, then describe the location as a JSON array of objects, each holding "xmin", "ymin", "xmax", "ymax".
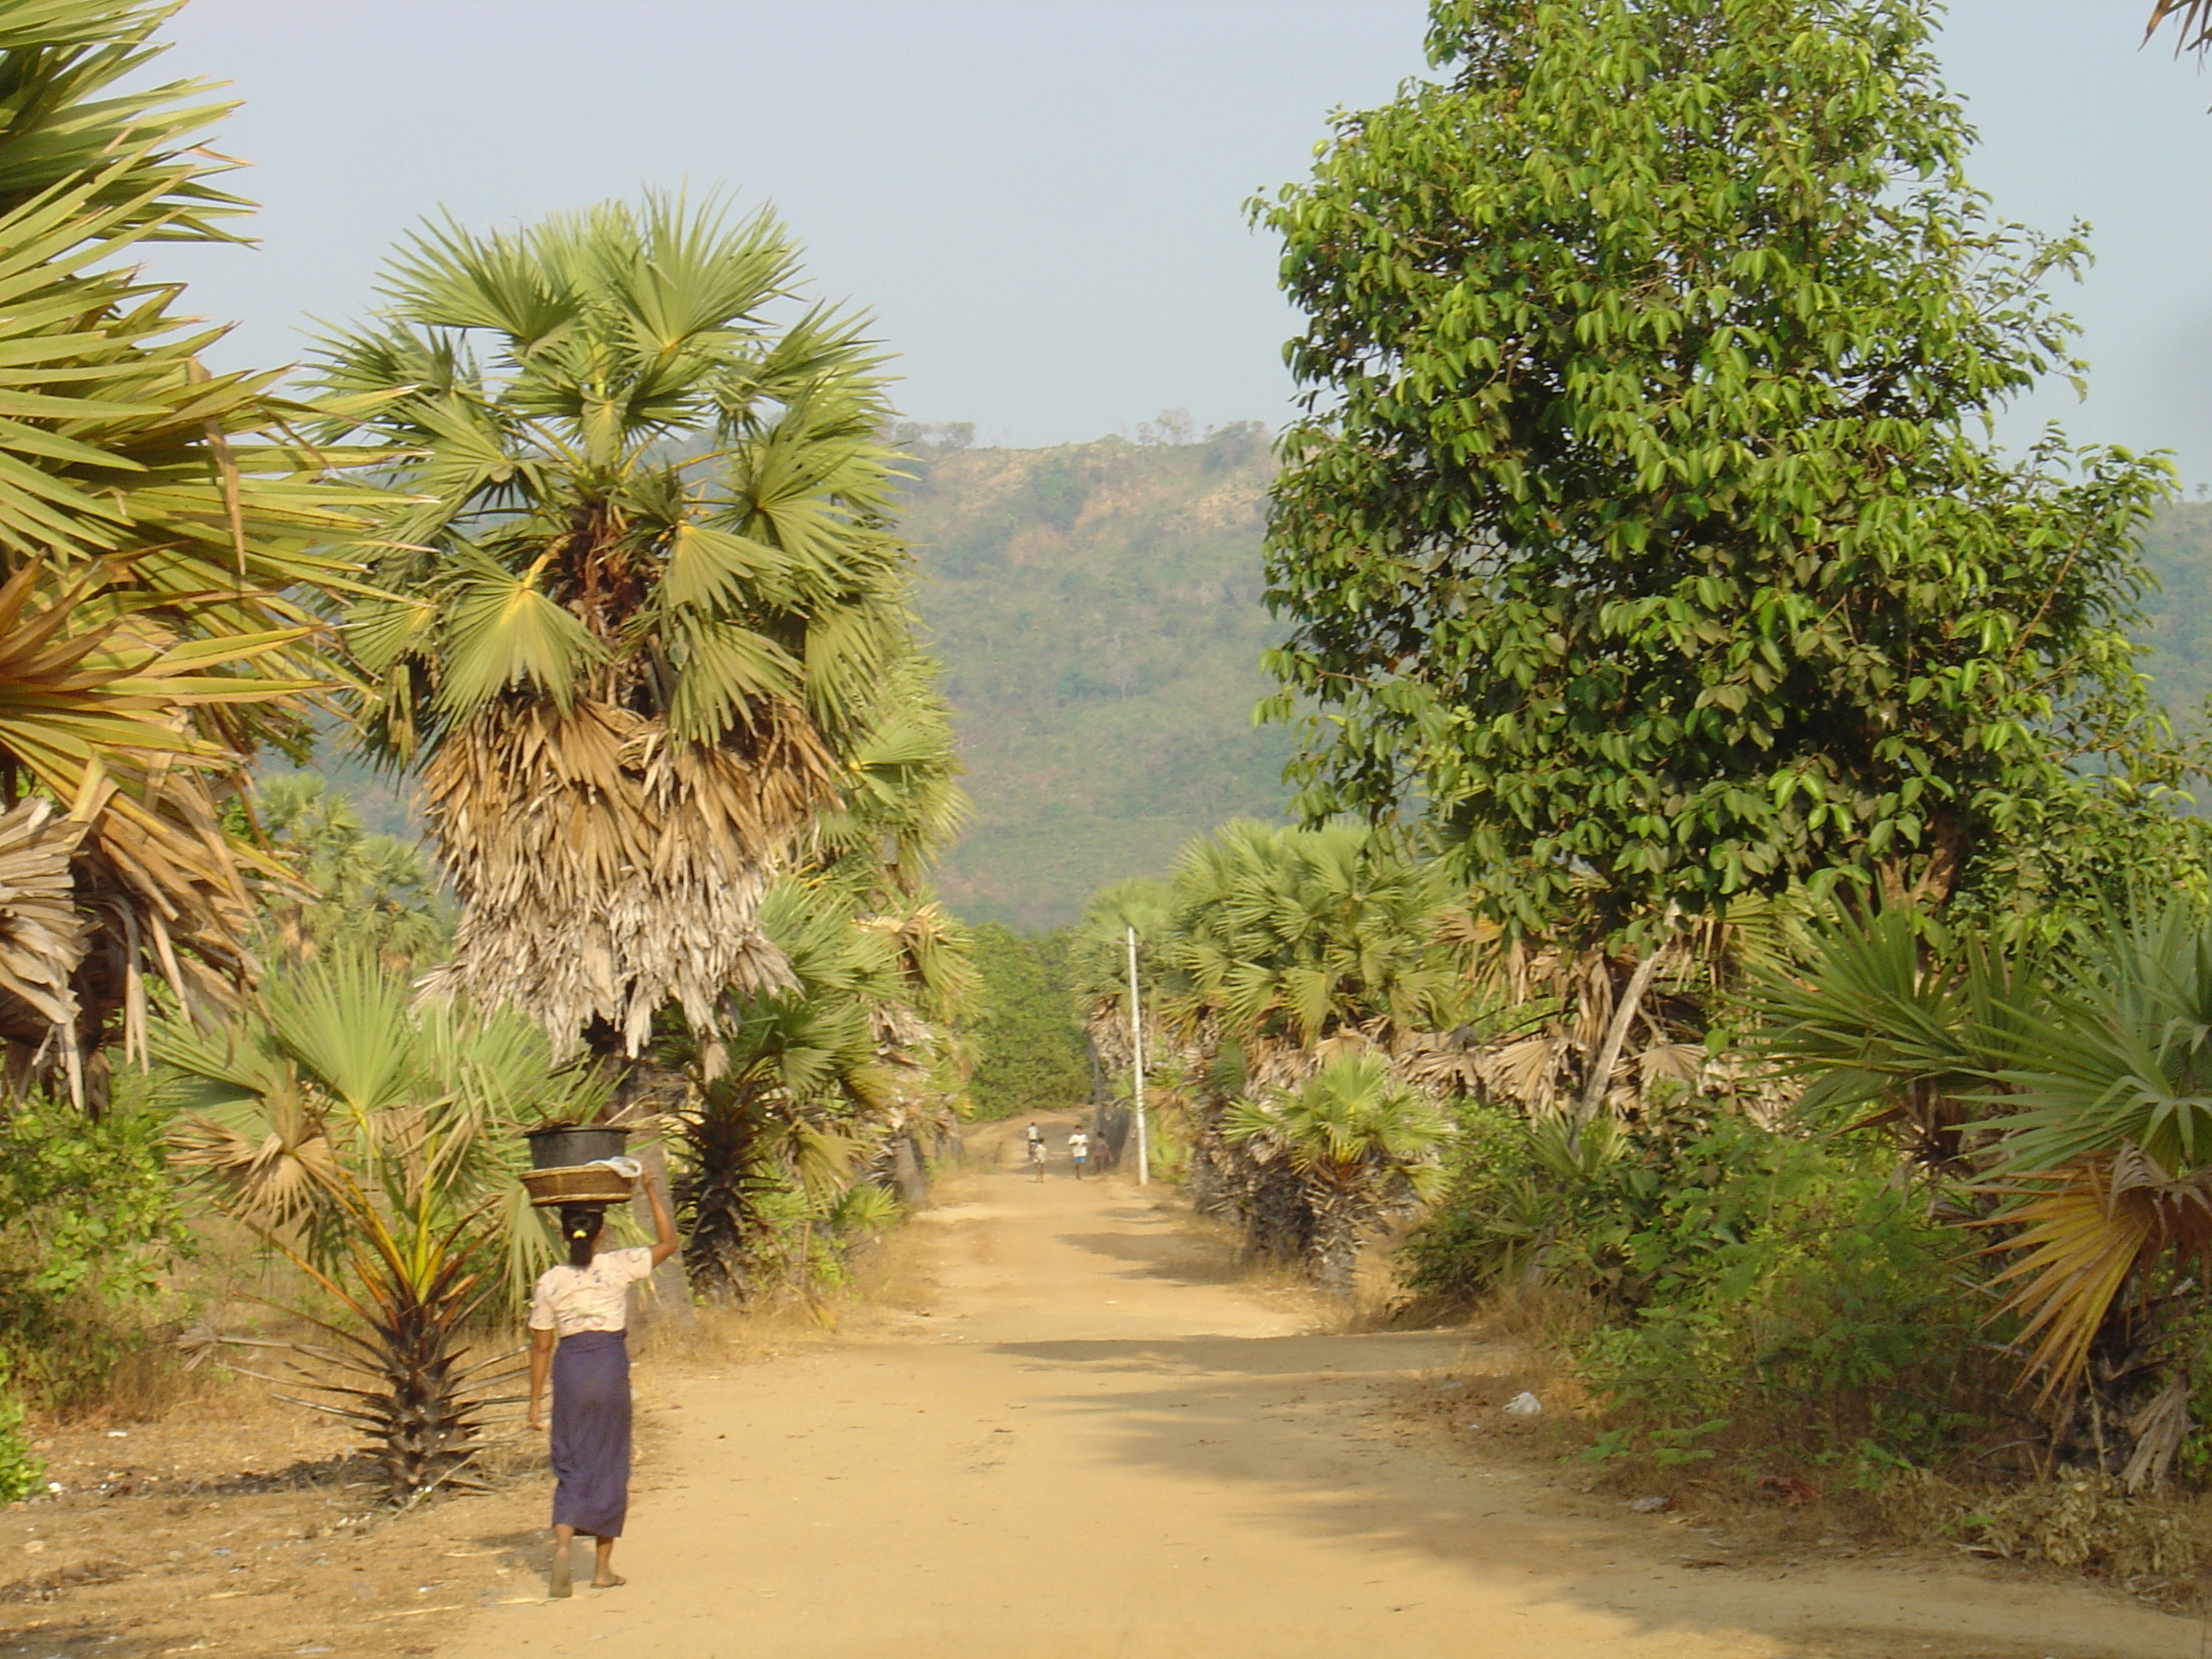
[
  {"xmin": 549, "ymin": 1546, "xmax": 573, "ymax": 1598},
  {"xmin": 591, "ymin": 1573, "xmax": 627, "ymax": 1588}
]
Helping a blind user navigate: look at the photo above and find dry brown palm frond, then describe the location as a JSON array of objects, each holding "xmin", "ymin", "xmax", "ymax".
[
  {"xmin": 0, "ymin": 562, "xmax": 330, "ymax": 1088},
  {"xmin": 2122, "ymin": 1377, "xmax": 2192, "ymax": 1494},
  {"xmin": 1638, "ymin": 1040, "xmax": 1708, "ymax": 1091},
  {"xmin": 419, "ymin": 696, "xmax": 835, "ymax": 1055},
  {"xmin": 0, "ymin": 800, "xmax": 90, "ymax": 1093},
  {"xmin": 1481, "ymin": 1033, "xmax": 1570, "ymax": 1113},
  {"xmin": 2147, "ymin": 0, "xmax": 2212, "ymax": 54},
  {"xmin": 1387, "ymin": 1024, "xmax": 1485, "ymax": 1096},
  {"xmin": 1980, "ymin": 1147, "xmax": 2212, "ymax": 1406},
  {"xmin": 166, "ymin": 1057, "xmax": 351, "ymax": 1235}
]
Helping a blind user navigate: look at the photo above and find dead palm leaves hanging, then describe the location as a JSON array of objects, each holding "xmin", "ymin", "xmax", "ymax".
[{"xmin": 413, "ymin": 697, "xmax": 827, "ymax": 1055}]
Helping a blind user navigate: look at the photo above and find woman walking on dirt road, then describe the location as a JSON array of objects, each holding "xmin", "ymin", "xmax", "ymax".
[{"xmin": 527, "ymin": 1173, "xmax": 680, "ymax": 1598}]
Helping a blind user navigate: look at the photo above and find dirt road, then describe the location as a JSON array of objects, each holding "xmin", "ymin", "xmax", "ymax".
[{"xmin": 439, "ymin": 1126, "xmax": 2202, "ymax": 1659}]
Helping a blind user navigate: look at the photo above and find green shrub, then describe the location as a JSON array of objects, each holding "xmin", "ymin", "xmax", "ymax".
[
  {"xmin": 0, "ymin": 1088, "xmax": 191, "ymax": 1408},
  {"xmin": 0, "ymin": 1390, "xmax": 42, "ymax": 1501},
  {"xmin": 1575, "ymin": 1150, "xmax": 1990, "ymax": 1472},
  {"xmin": 1406, "ymin": 1108, "xmax": 2004, "ymax": 1476}
]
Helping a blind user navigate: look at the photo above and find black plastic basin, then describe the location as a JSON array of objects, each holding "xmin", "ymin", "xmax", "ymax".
[{"xmin": 524, "ymin": 1124, "xmax": 630, "ymax": 1170}]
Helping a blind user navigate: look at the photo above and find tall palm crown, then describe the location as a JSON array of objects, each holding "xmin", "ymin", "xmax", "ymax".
[
  {"xmin": 311, "ymin": 196, "xmax": 917, "ymax": 1056},
  {"xmin": 1169, "ymin": 821, "xmax": 1458, "ymax": 1056},
  {"xmin": 0, "ymin": 1, "xmax": 378, "ymax": 1092}
]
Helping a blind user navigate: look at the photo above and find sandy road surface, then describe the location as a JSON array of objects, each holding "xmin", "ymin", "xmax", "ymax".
[{"xmin": 440, "ymin": 1126, "xmax": 2202, "ymax": 1659}]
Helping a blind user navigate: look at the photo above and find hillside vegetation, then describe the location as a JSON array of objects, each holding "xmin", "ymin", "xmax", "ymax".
[
  {"xmin": 899, "ymin": 422, "xmax": 1294, "ymax": 928},
  {"xmin": 2141, "ymin": 498, "xmax": 2212, "ymax": 730}
]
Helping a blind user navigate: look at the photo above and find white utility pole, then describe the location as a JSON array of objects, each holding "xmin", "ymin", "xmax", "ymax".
[{"xmin": 1125, "ymin": 923, "xmax": 1149, "ymax": 1186}]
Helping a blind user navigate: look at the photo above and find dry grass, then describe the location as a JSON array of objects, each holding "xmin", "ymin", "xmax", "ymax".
[{"xmin": 1882, "ymin": 1467, "xmax": 2210, "ymax": 1592}]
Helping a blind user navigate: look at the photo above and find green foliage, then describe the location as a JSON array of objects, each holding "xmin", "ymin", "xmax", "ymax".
[
  {"xmin": 314, "ymin": 191, "xmax": 913, "ymax": 766},
  {"xmin": 1225, "ymin": 1052, "xmax": 1448, "ymax": 1289},
  {"xmin": 1744, "ymin": 906, "xmax": 2044, "ymax": 1166},
  {"xmin": 1167, "ymin": 820, "xmax": 1461, "ymax": 1049},
  {"xmin": 1755, "ymin": 897, "xmax": 2212, "ymax": 1402},
  {"xmin": 1225, "ymin": 1053, "xmax": 1448, "ymax": 1189},
  {"xmin": 1408, "ymin": 1109, "xmax": 1993, "ymax": 1471},
  {"xmin": 159, "ymin": 952, "xmax": 607, "ymax": 1311},
  {"xmin": 966, "ymin": 923, "xmax": 1088, "ymax": 1120},
  {"xmin": 1257, "ymin": 0, "xmax": 2190, "ymax": 938},
  {"xmin": 0, "ymin": 1087, "xmax": 189, "ymax": 1407},
  {"xmin": 0, "ymin": 1391, "xmax": 41, "ymax": 1503},
  {"xmin": 667, "ymin": 877, "xmax": 967, "ymax": 1295},
  {"xmin": 158, "ymin": 954, "xmax": 614, "ymax": 1494},
  {"xmin": 310, "ymin": 191, "xmax": 930, "ymax": 1059},
  {"xmin": 1575, "ymin": 1141, "xmax": 1983, "ymax": 1470},
  {"xmin": 899, "ymin": 425, "xmax": 1294, "ymax": 928},
  {"xmin": 0, "ymin": 0, "xmax": 384, "ymax": 1091},
  {"xmin": 250, "ymin": 772, "xmax": 449, "ymax": 970}
]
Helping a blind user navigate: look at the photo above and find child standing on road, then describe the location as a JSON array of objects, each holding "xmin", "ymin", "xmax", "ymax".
[{"xmin": 1068, "ymin": 1127, "xmax": 1091, "ymax": 1179}]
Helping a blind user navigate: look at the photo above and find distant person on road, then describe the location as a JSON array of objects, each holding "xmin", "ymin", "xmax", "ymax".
[
  {"xmin": 1068, "ymin": 1128, "xmax": 1091, "ymax": 1179},
  {"xmin": 1026, "ymin": 1121, "xmax": 1046, "ymax": 1181},
  {"xmin": 527, "ymin": 1172, "xmax": 680, "ymax": 1598}
]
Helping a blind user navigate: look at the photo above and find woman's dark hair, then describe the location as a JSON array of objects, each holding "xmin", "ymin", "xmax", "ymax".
[{"xmin": 559, "ymin": 1206, "xmax": 605, "ymax": 1269}]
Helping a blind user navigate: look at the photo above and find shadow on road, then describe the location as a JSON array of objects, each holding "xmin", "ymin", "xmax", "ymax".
[
  {"xmin": 992, "ymin": 1330, "xmax": 1458, "ymax": 1378},
  {"xmin": 972, "ymin": 1328, "xmax": 2135, "ymax": 1659}
]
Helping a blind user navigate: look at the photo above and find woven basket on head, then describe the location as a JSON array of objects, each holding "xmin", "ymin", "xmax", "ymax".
[{"xmin": 520, "ymin": 1165, "xmax": 637, "ymax": 1208}]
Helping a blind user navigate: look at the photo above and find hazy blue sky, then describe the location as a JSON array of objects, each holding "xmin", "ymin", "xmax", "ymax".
[{"xmin": 148, "ymin": 1, "xmax": 2212, "ymax": 486}]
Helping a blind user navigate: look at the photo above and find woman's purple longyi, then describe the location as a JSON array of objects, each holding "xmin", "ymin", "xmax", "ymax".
[{"xmin": 549, "ymin": 1330, "xmax": 631, "ymax": 1536}]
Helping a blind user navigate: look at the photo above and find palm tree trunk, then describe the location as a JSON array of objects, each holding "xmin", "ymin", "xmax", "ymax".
[
  {"xmin": 1245, "ymin": 1158, "xmax": 1313, "ymax": 1264},
  {"xmin": 1575, "ymin": 905, "xmax": 1678, "ymax": 1122},
  {"xmin": 681, "ymin": 1097, "xmax": 769, "ymax": 1300},
  {"xmin": 1188, "ymin": 1097, "xmax": 1235, "ymax": 1216},
  {"xmin": 1307, "ymin": 1185, "xmax": 1365, "ymax": 1297}
]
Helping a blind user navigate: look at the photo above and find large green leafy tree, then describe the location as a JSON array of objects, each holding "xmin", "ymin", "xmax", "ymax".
[
  {"xmin": 311, "ymin": 195, "xmax": 917, "ymax": 1058},
  {"xmin": 1257, "ymin": 0, "xmax": 2188, "ymax": 940}
]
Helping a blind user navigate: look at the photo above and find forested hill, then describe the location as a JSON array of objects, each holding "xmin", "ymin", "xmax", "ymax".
[
  {"xmin": 2141, "ymin": 499, "xmax": 2212, "ymax": 726},
  {"xmin": 899, "ymin": 422, "xmax": 1295, "ymax": 929}
]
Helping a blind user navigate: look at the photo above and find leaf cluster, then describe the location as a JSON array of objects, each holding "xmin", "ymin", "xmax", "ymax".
[{"xmin": 1257, "ymin": 0, "xmax": 2190, "ymax": 937}]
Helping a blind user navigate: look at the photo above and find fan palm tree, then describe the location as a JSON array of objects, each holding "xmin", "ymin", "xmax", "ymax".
[
  {"xmin": 1976, "ymin": 906, "xmax": 2212, "ymax": 1411},
  {"xmin": 1755, "ymin": 900, "xmax": 2212, "ymax": 1476},
  {"xmin": 161, "ymin": 952, "xmax": 608, "ymax": 1494},
  {"xmin": 1747, "ymin": 906, "xmax": 2045, "ymax": 1168},
  {"xmin": 253, "ymin": 773, "xmax": 447, "ymax": 971},
  {"xmin": 669, "ymin": 878, "xmax": 905, "ymax": 1296},
  {"xmin": 310, "ymin": 194, "xmax": 915, "ymax": 1059},
  {"xmin": 1158, "ymin": 822, "xmax": 1464, "ymax": 1231},
  {"xmin": 1171, "ymin": 822, "xmax": 1458, "ymax": 1052},
  {"xmin": 0, "ymin": 1, "xmax": 381, "ymax": 1095},
  {"xmin": 806, "ymin": 653, "xmax": 967, "ymax": 904},
  {"xmin": 1223, "ymin": 1051, "xmax": 1447, "ymax": 1293}
]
